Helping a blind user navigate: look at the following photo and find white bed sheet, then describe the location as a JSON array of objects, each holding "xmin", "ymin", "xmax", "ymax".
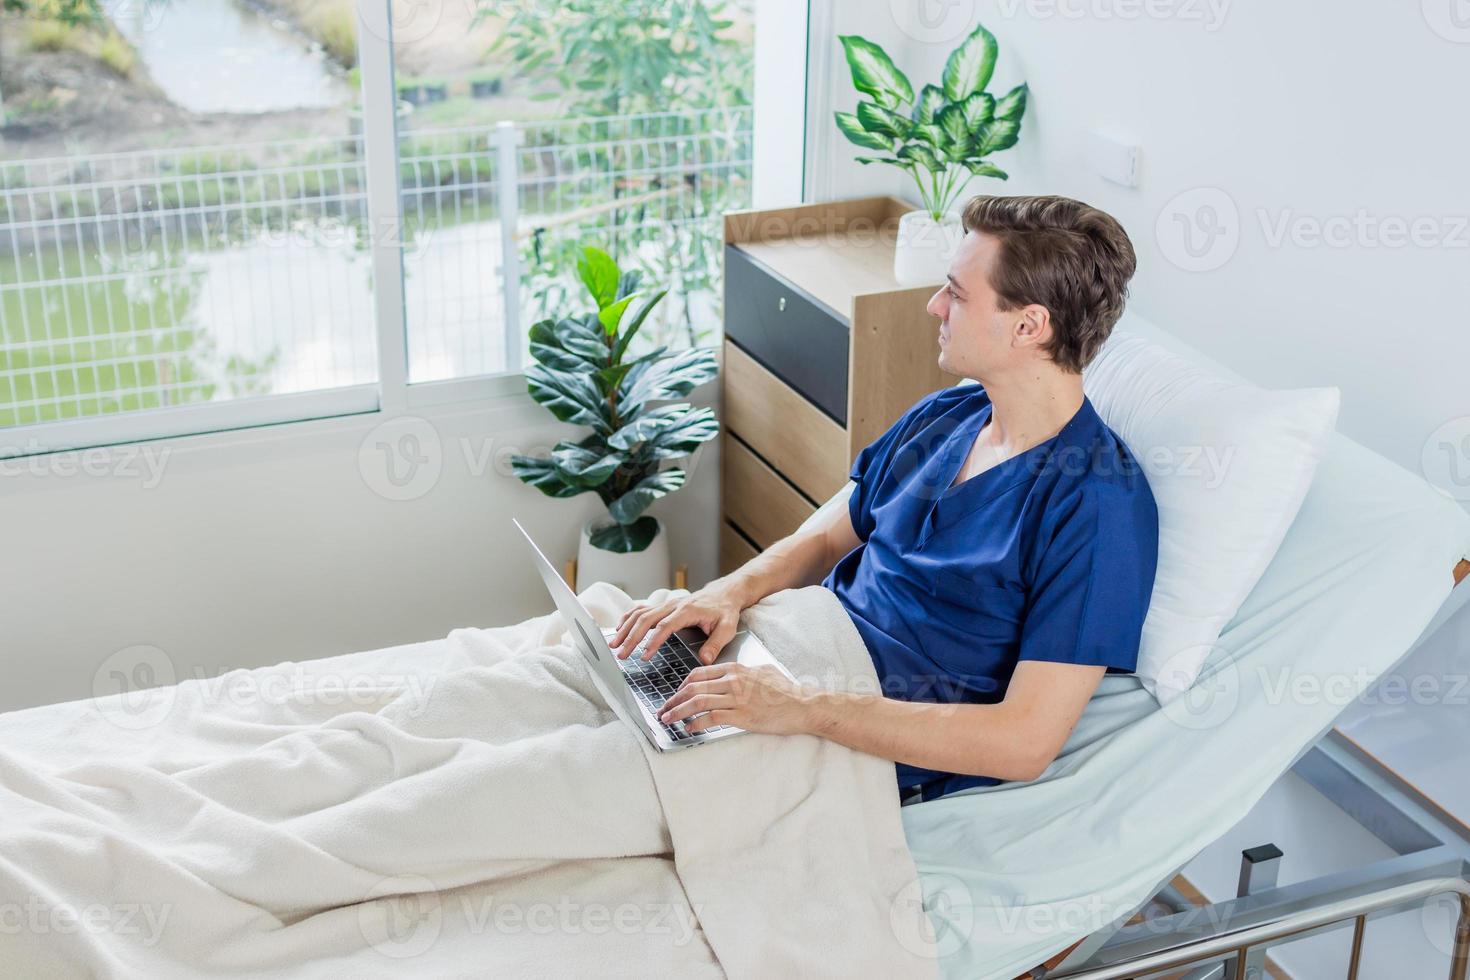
[{"xmin": 0, "ymin": 583, "xmax": 932, "ymax": 980}]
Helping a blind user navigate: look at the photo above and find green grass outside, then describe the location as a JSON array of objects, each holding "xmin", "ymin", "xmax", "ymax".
[{"xmin": 0, "ymin": 246, "xmax": 218, "ymax": 427}]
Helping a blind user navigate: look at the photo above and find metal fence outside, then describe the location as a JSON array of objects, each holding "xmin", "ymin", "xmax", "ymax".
[{"xmin": 0, "ymin": 105, "xmax": 752, "ymax": 429}]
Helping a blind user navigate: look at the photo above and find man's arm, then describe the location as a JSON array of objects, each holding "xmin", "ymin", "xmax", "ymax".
[
  {"xmin": 800, "ymin": 660, "xmax": 1104, "ymax": 781},
  {"xmin": 660, "ymin": 658, "xmax": 1105, "ymax": 783},
  {"xmin": 610, "ymin": 498, "xmax": 863, "ymax": 662}
]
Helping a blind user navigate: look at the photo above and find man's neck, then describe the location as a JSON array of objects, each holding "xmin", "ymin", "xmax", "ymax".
[{"xmin": 972, "ymin": 368, "xmax": 1085, "ymax": 455}]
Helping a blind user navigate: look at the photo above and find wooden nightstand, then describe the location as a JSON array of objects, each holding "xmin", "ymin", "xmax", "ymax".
[{"xmin": 717, "ymin": 196, "xmax": 955, "ymax": 575}]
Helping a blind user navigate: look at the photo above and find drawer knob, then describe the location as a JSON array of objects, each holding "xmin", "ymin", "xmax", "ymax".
[{"xmin": 778, "ymin": 296, "xmax": 786, "ymax": 312}]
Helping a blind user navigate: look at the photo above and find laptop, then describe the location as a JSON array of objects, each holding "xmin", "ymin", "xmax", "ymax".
[{"xmin": 513, "ymin": 519, "xmax": 796, "ymax": 753}]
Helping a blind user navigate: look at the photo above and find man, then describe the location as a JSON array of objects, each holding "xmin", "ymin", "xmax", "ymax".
[{"xmin": 610, "ymin": 194, "xmax": 1159, "ymax": 803}]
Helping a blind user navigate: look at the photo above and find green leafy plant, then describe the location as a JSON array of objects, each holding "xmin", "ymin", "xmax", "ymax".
[
  {"xmin": 485, "ymin": 0, "xmax": 751, "ymax": 117},
  {"xmin": 2, "ymin": 0, "xmax": 103, "ymax": 23},
  {"xmin": 834, "ymin": 23, "xmax": 1028, "ymax": 221},
  {"xmin": 485, "ymin": 1, "xmax": 754, "ymax": 354},
  {"xmin": 510, "ymin": 246, "xmax": 720, "ymax": 553}
]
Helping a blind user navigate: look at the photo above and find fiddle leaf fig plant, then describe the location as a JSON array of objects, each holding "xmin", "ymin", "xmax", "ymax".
[
  {"xmin": 511, "ymin": 246, "xmax": 720, "ymax": 554},
  {"xmin": 835, "ymin": 24, "xmax": 1028, "ymax": 221}
]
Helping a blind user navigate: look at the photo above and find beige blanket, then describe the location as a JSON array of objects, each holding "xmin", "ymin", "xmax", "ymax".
[{"xmin": 0, "ymin": 583, "xmax": 936, "ymax": 979}]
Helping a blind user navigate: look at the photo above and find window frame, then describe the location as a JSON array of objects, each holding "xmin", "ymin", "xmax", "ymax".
[{"xmin": 1, "ymin": 0, "xmax": 778, "ymax": 461}]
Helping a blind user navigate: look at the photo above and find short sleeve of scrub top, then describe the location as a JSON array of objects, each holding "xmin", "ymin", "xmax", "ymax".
[{"xmin": 1016, "ymin": 481, "xmax": 1157, "ymax": 670}]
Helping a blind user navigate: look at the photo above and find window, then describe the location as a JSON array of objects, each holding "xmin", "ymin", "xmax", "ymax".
[
  {"xmin": 0, "ymin": 0, "xmax": 753, "ymax": 454},
  {"xmin": 0, "ymin": 0, "xmax": 378, "ymax": 450}
]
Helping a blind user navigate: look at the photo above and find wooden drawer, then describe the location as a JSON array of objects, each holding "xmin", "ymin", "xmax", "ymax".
[
  {"xmin": 722, "ymin": 435, "xmax": 816, "ymax": 549},
  {"xmin": 718, "ymin": 520, "xmax": 760, "ymax": 577},
  {"xmin": 724, "ymin": 244, "xmax": 850, "ymax": 424},
  {"xmin": 721, "ymin": 340, "xmax": 848, "ymax": 503}
]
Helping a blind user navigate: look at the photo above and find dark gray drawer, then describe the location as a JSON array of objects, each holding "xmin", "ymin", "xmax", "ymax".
[{"xmin": 723, "ymin": 244, "xmax": 849, "ymax": 425}]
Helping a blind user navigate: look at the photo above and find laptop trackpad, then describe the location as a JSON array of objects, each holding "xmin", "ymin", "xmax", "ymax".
[{"xmin": 708, "ymin": 630, "xmax": 792, "ymax": 678}]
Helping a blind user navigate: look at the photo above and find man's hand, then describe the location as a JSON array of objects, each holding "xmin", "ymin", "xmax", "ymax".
[
  {"xmin": 657, "ymin": 663, "xmax": 811, "ymax": 736},
  {"xmin": 609, "ymin": 584, "xmax": 746, "ymax": 664},
  {"xmin": 609, "ymin": 503, "xmax": 858, "ymax": 664}
]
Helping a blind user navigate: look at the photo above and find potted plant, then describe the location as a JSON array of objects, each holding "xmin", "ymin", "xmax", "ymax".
[
  {"xmin": 511, "ymin": 246, "xmax": 720, "ymax": 598},
  {"xmin": 834, "ymin": 23, "xmax": 1028, "ymax": 284}
]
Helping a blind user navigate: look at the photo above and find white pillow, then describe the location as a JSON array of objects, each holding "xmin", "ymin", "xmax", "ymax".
[{"xmin": 1082, "ymin": 326, "xmax": 1341, "ymax": 702}]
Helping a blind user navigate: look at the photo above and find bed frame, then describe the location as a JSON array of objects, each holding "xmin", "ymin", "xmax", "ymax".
[{"xmin": 1018, "ymin": 557, "xmax": 1470, "ymax": 980}]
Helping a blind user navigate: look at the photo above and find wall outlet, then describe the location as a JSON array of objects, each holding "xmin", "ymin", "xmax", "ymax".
[{"xmin": 1086, "ymin": 131, "xmax": 1141, "ymax": 188}]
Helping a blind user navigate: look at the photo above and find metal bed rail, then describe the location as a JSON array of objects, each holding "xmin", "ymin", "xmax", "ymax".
[
  {"xmin": 1031, "ymin": 575, "xmax": 1470, "ymax": 980},
  {"xmin": 1042, "ymin": 846, "xmax": 1470, "ymax": 980}
]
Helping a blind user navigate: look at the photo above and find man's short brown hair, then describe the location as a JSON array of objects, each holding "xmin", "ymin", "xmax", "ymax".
[{"xmin": 960, "ymin": 195, "xmax": 1137, "ymax": 373}]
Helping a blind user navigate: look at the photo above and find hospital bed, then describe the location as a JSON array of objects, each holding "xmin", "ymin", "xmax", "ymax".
[
  {"xmin": 3, "ymin": 316, "xmax": 1466, "ymax": 979},
  {"xmin": 794, "ymin": 313, "xmax": 1470, "ymax": 979}
]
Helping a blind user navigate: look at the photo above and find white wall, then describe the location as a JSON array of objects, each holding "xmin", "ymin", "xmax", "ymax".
[
  {"xmin": 0, "ymin": 391, "xmax": 722, "ymax": 714},
  {"xmin": 811, "ymin": 2, "xmax": 1469, "ymax": 975}
]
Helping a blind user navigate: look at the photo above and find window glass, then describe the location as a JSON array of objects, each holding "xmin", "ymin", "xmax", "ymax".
[
  {"xmin": 0, "ymin": 0, "xmax": 375, "ymax": 432},
  {"xmin": 392, "ymin": 0, "xmax": 755, "ymax": 383}
]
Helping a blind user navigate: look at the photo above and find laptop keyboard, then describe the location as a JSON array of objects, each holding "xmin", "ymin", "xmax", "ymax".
[{"xmin": 612, "ymin": 632, "xmax": 733, "ymax": 742}]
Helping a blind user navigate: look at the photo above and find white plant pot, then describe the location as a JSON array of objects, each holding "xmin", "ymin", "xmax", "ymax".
[
  {"xmin": 894, "ymin": 209, "xmax": 965, "ymax": 286},
  {"xmin": 576, "ymin": 517, "xmax": 672, "ymax": 600}
]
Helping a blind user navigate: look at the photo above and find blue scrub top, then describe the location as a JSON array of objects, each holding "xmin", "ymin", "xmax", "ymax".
[{"xmin": 821, "ymin": 384, "xmax": 1159, "ymax": 801}]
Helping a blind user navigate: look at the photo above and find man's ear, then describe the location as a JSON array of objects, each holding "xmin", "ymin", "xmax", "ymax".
[{"xmin": 1012, "ymin": 305, "xmax": 1052, "ymax": 350}]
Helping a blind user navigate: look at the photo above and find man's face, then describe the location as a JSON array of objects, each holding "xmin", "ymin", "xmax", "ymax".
[{"xmin": 926, "ymin": 231, "xmax": 1033, "ymax": 380}]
